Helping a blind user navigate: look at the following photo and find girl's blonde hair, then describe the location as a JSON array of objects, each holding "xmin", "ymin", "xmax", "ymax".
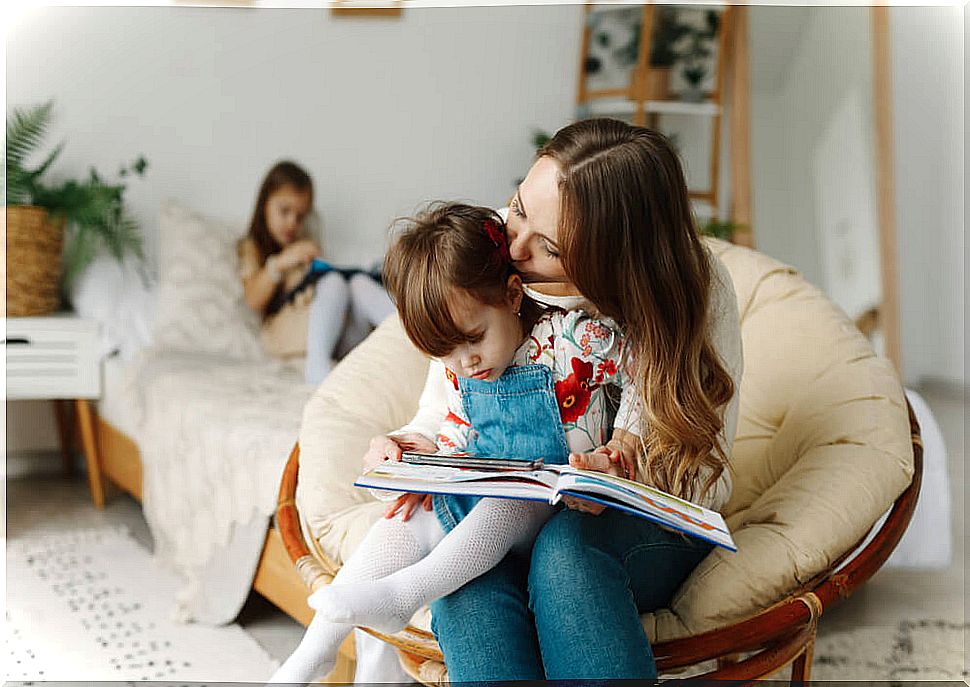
[
  {"xmin": 383, "ymin": 202, "xmax": 541, "ymax": 358},
  {"xmin": 540, "ymin": 118, "xmax": 734, "ymax": 501}
]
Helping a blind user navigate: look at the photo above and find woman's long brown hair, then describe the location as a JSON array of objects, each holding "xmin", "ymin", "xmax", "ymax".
[{"xmin": 540, "ymin": 118, "xmax": 734, "ymax": 501}]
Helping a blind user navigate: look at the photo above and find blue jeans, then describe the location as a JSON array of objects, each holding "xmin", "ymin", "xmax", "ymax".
[{"xmin": 430, "ymin": 506, "xmax": 713, "ymax": 680}]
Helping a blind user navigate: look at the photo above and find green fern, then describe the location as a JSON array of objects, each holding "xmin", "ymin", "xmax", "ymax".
[
  {"xmin": 4, "ymin": 101, "xmax": 64, "ymax": 205},
  {"xmin": 5, "ymin": 101, "xmax": 148, "ymax": 294}
]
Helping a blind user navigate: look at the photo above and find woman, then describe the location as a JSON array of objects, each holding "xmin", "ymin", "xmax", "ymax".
[{"xmin": 369, "ymin": 118, "xmax": 743, "ymax": 680}]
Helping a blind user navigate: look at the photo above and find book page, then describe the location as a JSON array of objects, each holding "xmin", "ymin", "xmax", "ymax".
[
  {"xmin": 356, "ymin": 461, "xmax": 560, "ymax": 502},
  {"xmin": 555, "ymin": 468, "xmax": 736, "ymax": 551}
]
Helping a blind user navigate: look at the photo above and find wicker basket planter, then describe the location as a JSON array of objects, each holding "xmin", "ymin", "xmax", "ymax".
[{"xmin": 5, "ymin": 205, "xmax": 65, "ymax": 317}]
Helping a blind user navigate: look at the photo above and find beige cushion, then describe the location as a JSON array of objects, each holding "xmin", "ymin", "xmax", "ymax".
[
  {"xmin": 152, "ymin": 200, "xmax": 266, "ymax": 362},
  {"xmin": 297, "ymin": 238, "xmax": 914, "ymax": 642}
]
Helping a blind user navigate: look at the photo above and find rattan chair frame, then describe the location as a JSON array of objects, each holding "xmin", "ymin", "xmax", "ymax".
[{"xmin": 276, "ymin": 401, "xmax": 923, "ymax": 685}]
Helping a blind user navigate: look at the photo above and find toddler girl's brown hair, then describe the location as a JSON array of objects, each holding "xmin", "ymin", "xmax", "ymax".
[{"xmin": 383, "ymin": 202, "xmax": 541, "ymax": 358}]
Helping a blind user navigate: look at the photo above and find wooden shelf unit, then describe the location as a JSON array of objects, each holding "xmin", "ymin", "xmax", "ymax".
[{"xmin": 577, "ymin": 2, "xmax": 752, "ymax": 240}]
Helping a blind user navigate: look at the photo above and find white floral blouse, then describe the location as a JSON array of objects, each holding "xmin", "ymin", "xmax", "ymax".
[{"xmin": 434, "ymin": 308, "xmax": 632, "ymax": 455}]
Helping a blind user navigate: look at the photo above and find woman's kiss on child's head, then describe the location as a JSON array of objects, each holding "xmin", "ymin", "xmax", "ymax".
[{"xmin": 383, "ymin": 202, "xmax": 545, "ymax": 383}]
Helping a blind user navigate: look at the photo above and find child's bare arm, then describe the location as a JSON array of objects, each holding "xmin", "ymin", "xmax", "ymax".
[
  {"xmin": 241, "ymin": 239, "xmax": 320, "ymax": 313},
  {"xmin": 242, "ymin": 262, "xmax": 282, "ymax": 313}
]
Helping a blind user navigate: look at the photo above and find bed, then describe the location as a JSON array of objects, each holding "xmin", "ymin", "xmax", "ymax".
[
  {"xmin": 95, "ymin": 350, "xmax": 316, "ymax": 626},
  {"xmin": 73, "ymin": 199, "xmax": 336, "ymax": 629}
]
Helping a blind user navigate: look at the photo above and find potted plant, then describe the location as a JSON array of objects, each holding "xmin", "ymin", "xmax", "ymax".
[
  {"xmin": 5, "ymin": 101, "xmax": 148, "ymax": 316},
  {"xmin": 699, "ymin": 218, "xmax": 748, "ymax": 243},
  {"xmin": 645, "ymin": 6, "xmax": 690, "ymax": 101},
  {"xmin": 674, "ymin": 9, "xmax": 721, "ymax": 103}
]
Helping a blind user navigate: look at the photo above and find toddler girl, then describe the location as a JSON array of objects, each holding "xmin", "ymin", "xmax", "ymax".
[
  {"xmin": 238, "ymin": 161, "xmax": 393, "ymax": 384},
  {"xmin": 268, "ymin": 202, "xmax": 635, "ymax": 685}
]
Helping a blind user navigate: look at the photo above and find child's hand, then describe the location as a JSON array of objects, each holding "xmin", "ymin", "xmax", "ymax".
[
  {"xmin": 563, "ymin": 448, "xmax": 626, "ymax": 516},
  {"xmin": 362, "ymin": 432, "xmax": 437, "ymax": 471},
  {"xmin": 385, "ymin": 493, "xmax": 434, "ymax": 521},
  {"xmin": 561, "ymin": 494, "xmax": 606, "ymax": 516},
  {"xmin": 277, "ymin": 239, "xmax": 319, "ymax": 271},
  {"xmin": 568, "ymin": 446, "xmax": 625, "ymax": 477}
]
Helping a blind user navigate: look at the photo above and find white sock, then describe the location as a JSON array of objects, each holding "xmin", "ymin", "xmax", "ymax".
[
  {"xmin": 270, "ymin": 510, "xmax": 437, "ymax": 685},
  {"xmin": 266, "ymin": 612, "xmax": 351, "ymax": 685},
  {"xmin": 310, "ymin": 499, "xmax": 552, "ymax": 633}
]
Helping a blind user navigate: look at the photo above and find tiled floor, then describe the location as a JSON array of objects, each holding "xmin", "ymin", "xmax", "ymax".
[{"xmin": 4, "ymin": 384, "xmax": 965, "ymax": 669}]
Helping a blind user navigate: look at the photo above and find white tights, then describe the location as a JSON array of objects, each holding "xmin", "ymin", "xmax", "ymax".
[
  {"xmin": 304, "ymin": 272, "xmax": 394, "ymax": 386},
  {"xmin": 267, "ymin": 499, "xmax": 552, "ymax": 685}
]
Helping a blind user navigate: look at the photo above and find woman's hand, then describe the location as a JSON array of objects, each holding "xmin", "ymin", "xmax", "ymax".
[
  {"xmin": 563, "ymin": 446, "xmax": 626, "ymax": 516},
  {"xmin": 277, "ymin": 239, "xmax": 320, "ymax": 271},
  {"xmin": 362, "ymin": 432, "xmax": 437, "ymax": 471},
  {"xmin": 604, "ymin": 428, "xmax": 640, "ymax": 481},
  {"xmin": 384, "ymin": 493, "xmax": 434, "ymax": 521}
]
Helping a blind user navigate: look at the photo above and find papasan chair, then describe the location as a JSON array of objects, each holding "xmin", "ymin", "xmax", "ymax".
[{"xmin": 277, "ymin": 238, "xmax": 922, "ymax": 684}]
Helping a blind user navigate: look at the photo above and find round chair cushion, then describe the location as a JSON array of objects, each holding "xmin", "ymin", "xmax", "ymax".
[{"xmin": 296, "ymin": 238, "xmax": 914, "ymax": 642}]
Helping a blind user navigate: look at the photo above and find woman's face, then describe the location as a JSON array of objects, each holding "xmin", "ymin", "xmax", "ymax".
[
  {"xmin": 507, "ymin": 156, "xmax": 569, "ymax": 283},
  {"xmin": 265, "ymin": 185, "xmax": 312, "ymax": 246}
]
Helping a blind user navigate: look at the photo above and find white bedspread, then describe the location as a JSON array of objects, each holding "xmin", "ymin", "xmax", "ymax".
[{"xmin": 126, "ymin": 349, "xmax": 315, "ymax": 624}]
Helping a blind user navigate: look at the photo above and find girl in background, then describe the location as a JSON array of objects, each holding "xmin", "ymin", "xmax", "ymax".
[{"xmin": 238, "ymin": 161, "xmax": 393, "ymax": 384}]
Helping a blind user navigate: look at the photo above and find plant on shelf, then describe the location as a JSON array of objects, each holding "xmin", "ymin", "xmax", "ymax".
[
  {"xmin": 5, "ymin": 100, "xmax": 148, "ymax": 313},
  {"xmin": 699, "ymin": 218, "xmax": 744, "ymax": 242},
  {"xmin": 673, "ymin": 9, "xmax": 721, "ymax": 103},
  {"xmin": 649, "ymin": 6, "xmax": 690, "ymax": 69},
  {"xmin": 531, "ymin": 129, "xmax": 552, "ymax": 152}
]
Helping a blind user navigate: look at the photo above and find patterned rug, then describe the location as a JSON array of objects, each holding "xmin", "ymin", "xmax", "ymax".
[
  {"xmin": 5, "ymin": 526, "xmax": 279, "ymax": 683},
  {"xmin": 812, "ymin": 619, "xmax": 968, "ymax": 681}
]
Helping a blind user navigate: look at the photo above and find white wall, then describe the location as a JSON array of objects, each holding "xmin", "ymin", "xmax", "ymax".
[
  {"xmin": 749, "ymin": 5, "xmax": 965, "ymax": 388},
  {"xmin": 890, "ymin": 5, "xmax": 965, "ymax": 388},
  {"xmin": 7, "ymin": 4, "xmax": 583, "ymax": 267},
  {"xmin": 5, "ymin": 4, "xmax": 583, "ymax": 459},
  {"xmin": 5, "ymin": 5, "xmax": 964, "ymax": 464},
  {"xmin": 750, "ymin": 6, "xmax": 874, "ymax": 298}
]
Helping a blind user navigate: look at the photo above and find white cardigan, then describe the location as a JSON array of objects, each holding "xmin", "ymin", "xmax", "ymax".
[{"xmin": 394, "ymin": 248, "xmax": 743, "ymax": 512}]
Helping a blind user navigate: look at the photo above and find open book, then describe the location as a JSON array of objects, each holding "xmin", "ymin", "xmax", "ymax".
[{"xmin": 356, "ymin": 459, "xmax": 736, "ymax": 551}]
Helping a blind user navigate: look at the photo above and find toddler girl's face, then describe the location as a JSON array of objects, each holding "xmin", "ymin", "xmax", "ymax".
[
  {"xmin": 441, "ymin": 286, "xmax": 524, "ymax": 383},
  {"xmin": 266, "ymin": 185, "xmax": 312, "ymax": 246}
]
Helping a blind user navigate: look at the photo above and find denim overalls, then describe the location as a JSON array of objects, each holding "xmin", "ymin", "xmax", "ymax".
[{"xmin": 433, "ymin": 364, "xmax": 570, "ymax": 532}]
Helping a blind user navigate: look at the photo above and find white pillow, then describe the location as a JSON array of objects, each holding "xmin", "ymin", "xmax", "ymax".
[
  {"xmin": 72, "ymin": 253, "xmax": 157, "ymax": 361},
  {"xmin": 151, "ymin": 200, "xmax": 265, "ymax": 361}
]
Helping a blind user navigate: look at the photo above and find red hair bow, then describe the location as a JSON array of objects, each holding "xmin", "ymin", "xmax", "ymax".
[{"xmin": 484, "ymin": 218, "xmax": 511, "ymax": 263}]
